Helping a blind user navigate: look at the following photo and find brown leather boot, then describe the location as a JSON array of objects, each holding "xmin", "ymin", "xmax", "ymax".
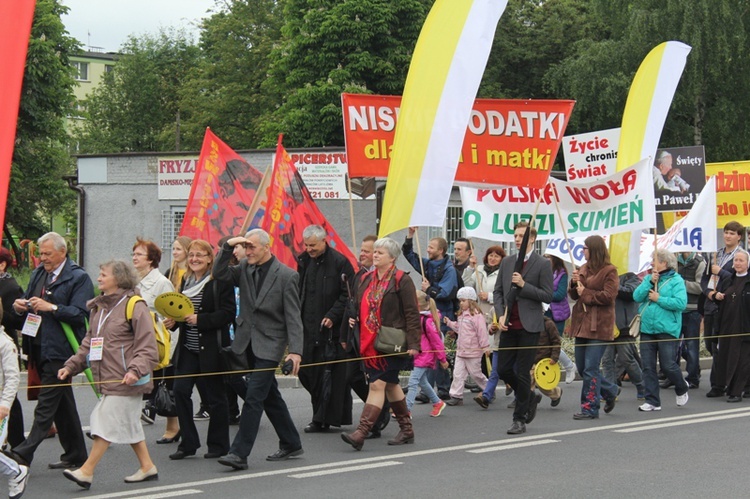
[
  {"xmin": 387, "ymin": 398, "xmax": 414, "ymax": 445},
  {"xmin": 341, "ymin": 403, "xmax": 382, "ymax": 451}
]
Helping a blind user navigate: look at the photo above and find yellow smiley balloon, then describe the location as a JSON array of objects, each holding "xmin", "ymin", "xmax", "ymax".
[
  {"xmin": 534, "ymin": 358, "xmax": 561, "ymax": 391},
  {"xmin": 154, "ymin": 292, "xmax": 194, "ymax": 321}
]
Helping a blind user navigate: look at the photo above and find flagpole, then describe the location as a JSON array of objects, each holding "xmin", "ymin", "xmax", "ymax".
[
  {"xmin": 239, "ymin": 167, "xmax": 272, "ymax": 235},
  {"xmin": 346, "ymin": 174, "xmax": 357, "ymax": 253},
  {"xmin": 413, "ymin": 228, "xmax": 427, "ymax": 279},
  {"xmin": 553, "ymin": 194, "xmax": 585, "ymax": 312}
]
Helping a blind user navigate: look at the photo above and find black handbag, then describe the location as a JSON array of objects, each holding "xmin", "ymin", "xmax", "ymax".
[
  {"xmin": 153, "ymin": 381, "xmax": 177, "ymax": 417},
  {"xmin": 374, "ymin": 326, "xmax": 408, "ymax": 354},
  {"xmin": 219, "ymin": 346, "xmax": 249, "ymax": 372}
]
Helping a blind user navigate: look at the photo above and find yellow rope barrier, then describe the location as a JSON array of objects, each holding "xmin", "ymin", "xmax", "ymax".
[{"xmin": 20, "ymin": 331, "xmax": 749, "ymax": 392}]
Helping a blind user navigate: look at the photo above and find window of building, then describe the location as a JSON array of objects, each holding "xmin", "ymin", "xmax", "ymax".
[
  {"xmin": 162, "ymin": 207, "xmax": 185, "ymax": 257},
  {"xmin": 72, "ymin": 61, "xmax": 89, "ymax": 81},
  {"xmin": 426, "ymin": 204, "xmax": 463, "ymax": 257}
]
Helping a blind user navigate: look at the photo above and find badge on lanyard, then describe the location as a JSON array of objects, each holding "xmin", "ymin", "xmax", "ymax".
[
  {"xmin": 21, "ymin": 313, "xmax": 42, "ymax": 337},
  {"xmin": 89, "ymin": 337, "xmax": 104, "ymax": 361}
]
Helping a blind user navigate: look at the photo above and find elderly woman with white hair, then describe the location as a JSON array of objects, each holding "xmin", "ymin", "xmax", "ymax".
[
  {"xmin": 633, "ymin": 249, "xmax": 689, "ymax": 412},
  {"xmin": 341, "ymin": 237, "xmax": 421, "ymax": 451},
  {"xmin": 58, "ymin": 260, "xmax": 158, "ymax": 490}
]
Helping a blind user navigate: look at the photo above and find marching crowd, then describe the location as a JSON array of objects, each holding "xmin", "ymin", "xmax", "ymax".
[{"xmin": 0, "ymin": 219, "xmax": 748, "ymax": 498}]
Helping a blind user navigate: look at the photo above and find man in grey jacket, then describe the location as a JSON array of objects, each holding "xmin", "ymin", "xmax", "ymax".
[{"xmin": 213, "ymin": 229, "xmax": 303, "ymax": 470}]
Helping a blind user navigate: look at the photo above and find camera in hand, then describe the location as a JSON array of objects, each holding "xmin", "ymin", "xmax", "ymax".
[{"xmin": 282, "ymin": 359, "xmax": 294, "ymax": 375}]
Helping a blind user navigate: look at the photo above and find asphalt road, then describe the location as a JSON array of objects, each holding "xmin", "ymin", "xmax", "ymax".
[{"xmin": 13, "ymin": 371, "xmax": 750, "ymax": 499}]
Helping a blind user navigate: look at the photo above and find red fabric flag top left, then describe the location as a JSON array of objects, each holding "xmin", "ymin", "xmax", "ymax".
[
  {"xmin": 262, "ymin": 137, "xmax": 358, "ymax": 270},
  {"xmin": 0, "ymin": 1, "xmax": 35, "ymax": 230},
  {"xmin": 180, "ymin": 128, "xmax": 265, "ymax": 244}
]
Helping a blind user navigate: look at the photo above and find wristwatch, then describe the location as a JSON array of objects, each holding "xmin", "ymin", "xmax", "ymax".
[{"xmin": 51, "ymin": 304, "xmax": 58, "ymax": 313}]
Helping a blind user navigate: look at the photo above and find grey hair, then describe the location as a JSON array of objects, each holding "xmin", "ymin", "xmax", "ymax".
[
  {"xmin": 374, "ymin": 237, "xmax": 401, "ymax": 260},
  {"xmin": 735, "ymin": 249, "xmax": 750, "ymax": 260},
  {"xmin": 100, "ymin": 260, "xmax": 139, "ymax": 290},
  {"xmin": 38, "ymin": 232, "xmax": 67, "ymax": 253},
  {"xmin": 653, "ymin": 249, "xmax": 677, "ymax": 270},
  {"xmin": 302, "ymin": 225, "xmax": 326, "ymax": 241},
  {"xmin": 244, "ymin": 228, "xmax": 270, "ymax": 246},
  {"xmin": 657, "ymin": 150, "xmax": 672, "ymax": 164}
]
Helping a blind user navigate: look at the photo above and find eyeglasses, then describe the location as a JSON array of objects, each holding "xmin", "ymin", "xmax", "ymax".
[
  {"xmin": 131, "ymin": 252, "xmax": 148, "ymax": 257},
  {"xmin": 188, "ymin": 253, "xmax": 209, "ymax": 258}
]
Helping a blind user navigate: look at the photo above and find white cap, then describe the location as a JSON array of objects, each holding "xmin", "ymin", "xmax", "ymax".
[{"xmin": 456, "ymin": 286, "xmax": 477, "ymax": 301}]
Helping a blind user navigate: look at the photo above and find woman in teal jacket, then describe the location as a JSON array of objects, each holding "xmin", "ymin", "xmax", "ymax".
[{"xmin": 633, "ymin": 249, "xmax": 688, "ymax": 412}]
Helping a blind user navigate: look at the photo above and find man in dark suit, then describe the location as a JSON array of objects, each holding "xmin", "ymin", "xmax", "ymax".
[
  {"xmin": 213, "ymin": 229, "xmax": 304, "ymax": 470},
  {"xmin": 493, "ymin": 221, "xmax": 553, "ymax": 435},
  {"xmin": 10, "ymin": 232, "xmax": 93, "ymax": 469},
  {"xmin": 297, "ymin": 225, "xmax": 354, "ymax": 433}
]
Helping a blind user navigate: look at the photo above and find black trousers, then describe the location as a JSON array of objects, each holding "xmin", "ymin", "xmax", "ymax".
[
  {"xmin": 497, "ymin": 330, "xmax": 539, "ymax": 423},
  {"xmin": 7, "ymin": 397, "xmax": 24, "ymax": 449},
  {"xmin": 12, "ymin": 358, "xmax": 87, "ymax": 465},
  {"xmin": 174, "ymin": 347, "xmax": 229, "ymax": 455}
]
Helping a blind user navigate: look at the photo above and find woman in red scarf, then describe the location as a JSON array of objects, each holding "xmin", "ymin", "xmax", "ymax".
[{"xmin": 342, "ymin": 238, "xmax": 421, "ymax": 451}]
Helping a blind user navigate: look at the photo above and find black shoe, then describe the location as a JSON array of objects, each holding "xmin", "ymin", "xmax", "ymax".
[
  {"xmin": 604, "ymin": 387, "xmax": 619, "ymax": 414},
  {"xmin": 303, "ymin": 422, "xmax": 329, "ymax": 433},
  {"xmin": 365, "ymin": 429, "xmax": 381, "ymax": 439},
  {"xmin": 48, "ymin": 460, "xmax": 84, "ymax": 470},
  {"xmin": 156, "ymin": 431, "xmax": 181, "ymax": 444},
  {"xmin": 193, "ymin": 409, "xmax": 210, "ymax": 421},
  {"xmin": 414, "ymin": 393, "xmax": 429, "ymax": 404},
  {"xmin": 169, "ymin": 450, "xmax": 196, "ymax": 460},
  {"xmin": 551, "ymin": 388, "xmax": 562, "ymax": 407},
  {"xmin": 659, "ymin": 379, "xmax": 674, "ymax": 389},
  {"xmin": 266, "ymin": 448, "xmax": 304, "ymax": 461},
  {"xmin": 526, "ymin": 392, "xmax": 542, "ymax": 424},
  {"xmin": 573, "ymin": 412, "xmax": 598, "ymax": 420},
  {"xmin": 507, "ymin": 420, "xmax": 526, "ymax": 434},
  {"xmin": 218, "ymin": 453, "xmax": 248, "ymax": 470},
  {"xmin": 228, "ymin": 416, "xmax": 241, "ymax": 426},
  {"xmin": 141, "ymin": 404, "xmax": 155, "ymax": 425},
  {"xmin": 706, "ymin": 387, "xmax": 725, "ymax": 398},
  {"xmin": 474, "ymin": 394, "xmax": 489, "ymax": 409},
  {"xmin": 3, "ymin": 450, "xmax": 27, "ymax": 467},
  {"xmin": 204, "ymin": 451, "xmax": 224, "ymax": 459},
  {"xmin": 438, "ymin": 391, "xmax": 451, "ymax": 401},
  {"xmin": 727, "ymin": 395, "xmax": 742, "ymax": 403},
  {"xmin": 469, "ymin": 386, "xmax": 483, "ymax": 393}
]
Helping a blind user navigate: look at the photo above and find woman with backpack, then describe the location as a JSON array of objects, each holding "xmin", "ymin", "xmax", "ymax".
[{"xmin": 59, "ymin": 260, "xmax": 159, "ymax": 489}]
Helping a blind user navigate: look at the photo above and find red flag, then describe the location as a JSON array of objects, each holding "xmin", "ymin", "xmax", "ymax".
[
  {"xmin": 0, "ymin": 1, "xmax": 35, "ymax": 230},
  {"xmin": 262, "ymin": 137, "xmax": 357, "ymax": 270},
  {"xmin": 180, "ymin": 128, "xmax": 265, "ymax": 244}
]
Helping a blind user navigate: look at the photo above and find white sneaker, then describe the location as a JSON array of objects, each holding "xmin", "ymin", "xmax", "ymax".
[
  {"xmin": 9, "ymin": 464, "xmax": 29, "ymax": 499},
  {"xmin": 566, "ymin": 365, "xmax": 577, "ymax": 384},
  {"xmin": 638, "ymin": 403, "xmax": 662, "ymax": 412},
  {"xmin": 676, "ymin": 391, "xmax": 689, "ymax": 407}
]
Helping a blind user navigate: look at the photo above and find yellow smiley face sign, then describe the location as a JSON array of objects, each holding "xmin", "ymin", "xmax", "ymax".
[
  {"xmin": 154, "ymin": 292, "xmax": 194, "ymax": 321},
  {"xmin": 534, "ymin": 358, "xmax": 561, "ymax": 391}
]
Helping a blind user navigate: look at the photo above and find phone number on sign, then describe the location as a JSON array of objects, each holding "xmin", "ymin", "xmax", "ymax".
[{"xmin": 309, "ymin": 191, "xmax": 340, "ymax": 199}]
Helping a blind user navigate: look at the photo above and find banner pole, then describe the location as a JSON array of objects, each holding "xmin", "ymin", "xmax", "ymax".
[
  {"xmin": 414, "ymin": 228, "xmax": 427, "ymax": 279},
  {"xmin": 239, "ymin": 167, "xmax": 272, "ymax": 235},
  {"xmin": 347, "ymin": 174, "xmax": 357, "ymax": 253}
]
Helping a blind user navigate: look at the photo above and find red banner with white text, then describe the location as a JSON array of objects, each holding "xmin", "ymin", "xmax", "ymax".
[
  {"xmin": 0, "ymin": 1, "xmax": 35, "ymax": 230},
  {"xmin": 342, "ymin": 93, "xmax": 575, "ymax": 189},
  {"xmin": 262, "ymin": 138, "xmax": 357, "ymax": 270},
  {"xmin": 180, "ymin": 128, "xmax": 265, "ymax": 245}
]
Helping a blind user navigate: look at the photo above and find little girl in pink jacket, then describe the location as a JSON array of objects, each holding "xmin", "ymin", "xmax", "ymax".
[
  {"xmin": 405, "ymin": 291, "xmax": 449, "ymax": 417},
  {"xmin": 444, "ymin": 287, "xmax": 490, "ymax": 405}
]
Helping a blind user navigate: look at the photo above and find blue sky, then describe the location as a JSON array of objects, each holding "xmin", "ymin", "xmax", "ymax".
[{"xmin": 61, "ymin": 0, "xmax": 216, "ymax": 53}]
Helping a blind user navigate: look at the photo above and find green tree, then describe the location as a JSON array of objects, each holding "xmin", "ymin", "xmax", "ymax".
[
  {"xmin": 257, "ymin": 0, "xmax": 433, "ymax": 147},
  {"xmin": 74, "ymin": 29, "xmax": 201, "ymax": 153},
  {"xmin": 8, "ymin": 0, "xmax": 79, "ymax": 237},
  {"xmin": 545, "ymin": 0, "xmax": 750, "ymax": 162},
  {"xmin": 178, "ymin": 0, "xmax": 284, "ymax": 150}
]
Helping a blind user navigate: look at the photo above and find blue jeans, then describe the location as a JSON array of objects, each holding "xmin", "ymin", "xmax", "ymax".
[
  {"xmin": 641, "ymin": 333, "xmax": 689, "ymax": 407},
  {"xmin": 406, "ymin": 367, "xmax": 440, "ymax": 411},
  {"xmin": 482, "ymin": 352, "xmax": 501, "ymax": 402},
  {"xmin": 574, "ymin": 338, "xmax": 618, "ymax": 416},
  {"xmin": 680, "ymin": 311, "xmax": 702, "ymax": 386}
]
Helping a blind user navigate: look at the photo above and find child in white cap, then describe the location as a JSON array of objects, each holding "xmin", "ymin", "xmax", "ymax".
[{"xmin": 443, "ymin": 287, "xmax": 490, "ymax": 405}]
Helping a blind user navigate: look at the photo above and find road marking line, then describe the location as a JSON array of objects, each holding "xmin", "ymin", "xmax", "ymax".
[
  {"xmin": 83, "ymin": 406, "xmax": 750, "ymax": 498},
  {"xmin": 614, "ymin": 412, "xmax": 750, "ymax": 433},
  {"xmin": 289, "ymin": 461, "xmax": 402, "ymax": 478},
  {"xmin": 89, "ymin": 490, "xmax": 202, "ymax": 499},
  {"xmin": 467, "ymin": 439, "xmax": 559, "ymax": 454}
]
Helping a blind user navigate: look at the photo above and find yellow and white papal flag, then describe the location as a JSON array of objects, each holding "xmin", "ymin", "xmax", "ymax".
[
  {"xmin": 378, "ymin": 0, "xmax": 507, "ymax": 238},
  {"xmin": 609, "ymin": 41, "xmax": 692, "ymax": 273}
]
